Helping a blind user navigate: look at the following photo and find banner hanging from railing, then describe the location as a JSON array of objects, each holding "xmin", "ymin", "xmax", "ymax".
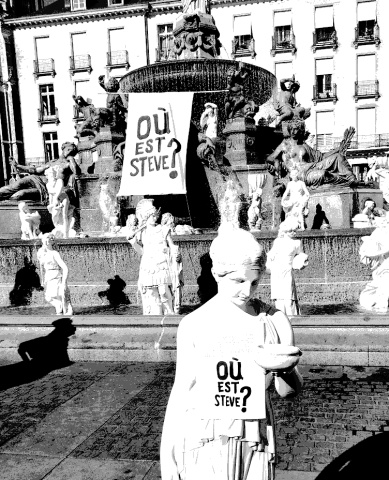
[{"xmin": 117, "ymin": 92, "xmax": 194, "ymax": 196}]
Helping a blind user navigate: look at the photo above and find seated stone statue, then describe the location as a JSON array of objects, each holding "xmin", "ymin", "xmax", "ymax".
[
  {"xmin": 0, "ymin": 142, "xmax": 81, "ymax": 204},
  {"xmin": 267, "ymin": 118, "xmax": 358, "ymax": 190},
  {"xmin": 274, "ymin": 78, "xmax": 310, "ymax": 127},
  {"xmin": 225, "ymin": 65, "xmax": 258, "ymax": 120}
]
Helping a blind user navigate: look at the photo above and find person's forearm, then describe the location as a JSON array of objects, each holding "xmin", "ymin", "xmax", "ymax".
[{"xmin": 16, "ymin": 164, "xmax": 36, "ymax": 174}]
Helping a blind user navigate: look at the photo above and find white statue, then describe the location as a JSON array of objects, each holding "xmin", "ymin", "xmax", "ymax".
[
  {"xmin": 119, "ymin": 213, "xmax": 138, "ymax": 237},
  {"xmin": 37, "ymin": 232, "xmax": 73, "ymax": 315},
  {"xmin": 161, "ymin": 213, "xmax": 185, "ymax": 313},
  {"xmin": 127, "ymin": 199, "xmax": 181, "ymax": 315},
  {"xmin": 200, "ymin": 102, "xmax": 218, "ymax": 140},
  {"xmin": 366, "ymin": 156, "xmax": 389, "ymax": 206},
  {"xmin": 281, "ymin": 168, "xmax": 310, "ymax": 231},
  {"xmin": 45, "ymin": 166, "xmax": 75, "ymax": 239},
  {"xmin": 18, "ymin": 201, "xmax": 41, "ymax": 240},
  {"xmin": 266, "ymin": 217, "xmax": 308, "ymax": 316},
  {"xmin": 248, "ymin": 187, "xmax": 263, "ymax": 231},
  {"xmin": 99, "ymin": 183, "xmax": 117, "ymax": 232},
  {"xmin": 359, "ymin": 224, "xmax": 389, "ymax": 313},
  {"xmin": 160, "ymin": 225, "xmax": 303, "ymax": 480}
]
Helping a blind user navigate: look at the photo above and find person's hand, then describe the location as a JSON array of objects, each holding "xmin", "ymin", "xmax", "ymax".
[{"xmin": 127, "ymin": 232, "xmax": 136, "ymax": 241}]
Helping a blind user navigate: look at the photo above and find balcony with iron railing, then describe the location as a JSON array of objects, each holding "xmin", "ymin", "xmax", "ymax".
[
  {"xmin": 270, "ymin": 32, "xmax": 296, "ymax": 56},
  {"xmin": 354, "ymin": 80, "xmax": 380, "ymax": 101},
  {"xmin": 312, "ymin": 28, "xmax": 338, "ymax": 52},
  {"xmin": 106, "ymin": 50, "xmax": 130, "ymax": 71},
  {"xmin": 155, "ymin": 46, "xmax": 178, "ymax": 62},
  {"xmin": 37, "ymin": 107, "xmax": 59, "ymax": 126},
  {"xmin": 69, "ymin": 54, "xmax": 92, "ymax": 75},
  {"xmin": 333, "ymin": 133, "xmax": 389, "ymax": 151},
  {"xmin": 231, "ymin": 36, "xmax": 255, "ymax": 59},
  {"xmin": 353, "ymin": 23, "xmax": 380, "ymax": 48},
  {"xmin": 33, "ymin": 59, "xmax": 56, "ymax": 79},
  {"xmin": 313, "ymin": 83, "xmax": 337, "ymax": 105},
  {"xmin": 73, "ymin": 104, "xmax": 85, "ymax": 122}
]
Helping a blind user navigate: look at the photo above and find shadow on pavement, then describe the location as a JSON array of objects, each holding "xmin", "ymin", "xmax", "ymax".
[
  {"xmin": 316, "ymin": 432, "xmax": 389, "ymax": 479},
  {"xmin": 0, "ymin": 317, "xmax": 76, "ymax": 392}
]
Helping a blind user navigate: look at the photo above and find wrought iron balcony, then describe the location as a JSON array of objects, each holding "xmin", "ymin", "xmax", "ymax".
[
  {"xmin": 354, "ymin": 80, "xmax": 380, "ymax": 101},
  {"xmin": 353, "ymin": 23, "xmax": 380, "ymax": 48},
  {"xmin": 231, "ymin": 36, "xmax": 255, "ymax": 59},
  {"xmin": 155, "ymin": 47, "xmax": 177, "ymax": 62},
  {"xmin": 271, "ymin": 34, "xmax": 296, "ymax": 56},
  {"xmin": 312, "ymin": 28, "xmax": 338, "ymax": 52},
  {"xmin": 69, "ymin": 54, "xmax": 92, "ymax": 75},
  {"xmin": 73, "ymin": 104, "xmax": 84, "ymax": 121},
  {"xmin": 106, "ymin": 50, "xmax": 130, "ymax": 71},
  {"xmin": 333, "ymin": 133, "xmax": 389, "ymax": 151},
  {"xmin": 313, "ymin": 83, "xmax": 337, "ymax": 105},
  {"xmin": 33, "ymin": 59, "xmax": 56, "ymax": 79},
  {"xmin": 37, "ymin": 107, "xmax": 59, "ymax": 126}
]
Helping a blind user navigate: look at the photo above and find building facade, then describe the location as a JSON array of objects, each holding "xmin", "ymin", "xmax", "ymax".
[{"xmin": 1, "ymin": 0, "xmax": 388, "ymax": 184}]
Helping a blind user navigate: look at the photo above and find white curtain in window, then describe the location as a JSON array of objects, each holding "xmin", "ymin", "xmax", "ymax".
[
  {"xmin": 109, "ymin": 28, "xmax": 125, "ymax": 52},
  {"xmin": 72, "ymin": 32, "xmax": 87, "ymax": 56},
  {"xmin": 36, "ymin": 37, "xmax": 50, "ymax": 59},
  {"xmin": 234, "ymin": 15, "xmax": 251, "ymax": 36},
  {"xmin": 274, "ymin": 10, "xmax": 292, "ymax": 27},
  {"xmin": 75, "ymin": 80, "xmax": 90, "ymax": 100},
  {"xmin": 358, "ymin": 108, "xmax": 376, "ymax": 135},
  {"xmin": 316, "ymin": 111, "xmax": 334, "ymax": 134},
  {"xmin": 358, "ymin": 1, "xmax": 376, "ymax": 21},
  {"xmin": 275, "ymin": 62, "xmax": 293, "ymax": 81},
  {"xmin": 357, "ymin": 54, "xmax": 375, "ymax": 80},
  {"xmin": 316, "ymin": 58, "xmax": 333, "ymax": 75},
  {"xmin": 315, "ymin": 6, "xmax": 333, "ymax": 28}
]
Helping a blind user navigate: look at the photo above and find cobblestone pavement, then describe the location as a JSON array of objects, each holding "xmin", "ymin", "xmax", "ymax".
[{"xmin": 1, "ymin": 360, "xmax": 389, "ymax": 479}]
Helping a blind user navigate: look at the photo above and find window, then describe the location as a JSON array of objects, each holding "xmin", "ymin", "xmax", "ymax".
[
  {"xmin": 108, "ymin": 0, "xmax": 124, "ymax": 5},
  {"xmin": 274, "ymin": 11, "xmax": 292, "ymax": 45},
  {"xmin": 357, "ymin": 108, "xmax": 376, "ymax": 136},
  {"xmin": 233, "ymin": 15, "xmax": 252, "ymax": 50},
  {"xmin": 72, "ymin": 0, "xmax": 86, "ymax": 10},
  {"xmin": 316, "ymin": 58, "xmax": 333, "ymax": 95},
  {"xmin": 70, "ymin": 32, "xmax": 91, "ymax": 73},
  {"xmin": 108, "ymin": 28, "xmax": 128, "ymax": 67},
  {"xmin": 39, "ymin": 85, "xmax": 56, "ymax": 117},
  {"xmin": 315, "ymin": 6, "xmax": 334, "ymax": 42},
  {"xmin": 316, "ymin": 111, "xmax": 334, "ymax": 151},
  {"xmin": 74, "ymin": 80, "xmax": 90, "ymax": 101},
  {"xmin": 43, "ymin": 132, "xmax": 59, "ymax": 162},
  {"xmin": 357, "ymin": 1, "xmax": 376, "ymax": 37},
  {"xmin": 158, "ymin": 24, "xmax": 174, "ymax": 58},
  {"xmin": 275, "ymin": 62, "xmax": 293, "ymax": 86}
]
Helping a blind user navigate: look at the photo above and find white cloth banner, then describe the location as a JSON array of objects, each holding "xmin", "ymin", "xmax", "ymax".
[
  {"xmin": 316, "ymin": 58, "xmax": 333, "ymax": 75},
  {"xmin": 315, "ymin": 6, "xmax": 333, "ymax": 28},
  {"xmin": 118, "ymin": 92, "xmax": 193, "ymax": 196},
  {"xmin": 358, "ymin": 1, "xmax": 376, "ymax": 21}
]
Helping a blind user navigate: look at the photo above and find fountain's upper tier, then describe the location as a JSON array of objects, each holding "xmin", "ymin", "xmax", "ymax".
[{"xmin": 120, "ymin": 59, "xmax": 277, "ymax": 131}]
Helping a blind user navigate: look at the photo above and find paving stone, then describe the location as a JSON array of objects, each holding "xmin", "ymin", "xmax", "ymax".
[{"xmin": 0, "ymin": 453, "xmax": 61, "ymax": 480}]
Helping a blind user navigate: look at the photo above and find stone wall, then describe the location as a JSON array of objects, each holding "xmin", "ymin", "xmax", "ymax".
[{"xmin": 0, "ymin": 227, "xmax": 373, "ymax": 308}]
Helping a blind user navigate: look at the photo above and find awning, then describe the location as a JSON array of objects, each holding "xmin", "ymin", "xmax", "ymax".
[
  {"xmin": 316, "ymin": 58, "xmax": 333, "ymax": 75},
  {"xmin": 357, "ymin": 54, "xmax": 375, "ymax": 80},
  {"xmin": 358, "ymin": 1, "xmax": 376, "ymax": 21},
  {"xmin": 274, "ymin": 10, "xmax": 292, "ymax": 27},
  {"xmin": 275, "ymin": 61, "xmax": 293, "ymax": 81},
  {"xmin": 234, "ymin": 15, "xmax": 252, "ymax": 36},
  {"xmin": 316, "ymin": 111, "xmax": 334, "ymax": 134},
  {"xmin": 315, "ymin": 6, "xmax": 333, "ymax": 28},
  {"xmin": 357, "ymin": 108, "xmax": 376, "ymax": 136}
]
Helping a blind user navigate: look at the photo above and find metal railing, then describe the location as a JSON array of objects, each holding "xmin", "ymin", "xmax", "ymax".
[
  {"xmin": 37, "ymin": 107, "xmax": 59, "ymax": 126},
  {"xmin": 354, "ymin": 80, "xmax": 379, "ymax": 98},
  {"xmin": 33, "ymin": 58, "xmax": 55, "ymax": 78},
  {"xmin": 271, "ymin": 34, "xmax": 296, "ymax": 55},
  {"xmin": 333, "ymin": 134, "xmax": 389, "ymax": 150},
  {"xmin": 312, "ymin": 28, "xmax": 338, "ymax": 51},
  {"xmin": 313, "ymin": 83, "xmax": 337, "ymax": 103},
  {"xmin": 106, "ymin": 50, "xmax": 129, "ymax": 69},
  {"xmin": 354, "ymin": 24, "xmax": 380, "ymax": 46},
  {"xmin": 69, "ymin": 54, "xmax": 92, "ymax": 74}
]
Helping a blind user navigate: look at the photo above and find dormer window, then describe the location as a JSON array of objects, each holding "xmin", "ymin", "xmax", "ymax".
[
  {"xmin": 72, "ymin": 0, "xmax": 86, "ymax": 11},
  {"xmin": 108, "ymin": 0, "xmax": 124, "ymax": 5}
]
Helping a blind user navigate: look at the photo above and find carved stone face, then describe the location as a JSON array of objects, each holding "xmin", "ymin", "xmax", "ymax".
[
  {"xmin": 290, "ymin": 169, "xmax": 299, "ymax": 181},
  {"xmin": 284, "ymin": 81, "xmax": 293, "ymax": 90},
  {"xmin": 214, "ymin": 267, "xmax": 262, "ymax": 310},
  {"xmin": 62, "ymin": 144, "xmax": 77, "ymax": 158}
]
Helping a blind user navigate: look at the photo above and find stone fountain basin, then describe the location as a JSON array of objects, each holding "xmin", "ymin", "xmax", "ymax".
[{"xmin": 120, "ymin": 59, "xmax": 277, "ymax": 134}]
